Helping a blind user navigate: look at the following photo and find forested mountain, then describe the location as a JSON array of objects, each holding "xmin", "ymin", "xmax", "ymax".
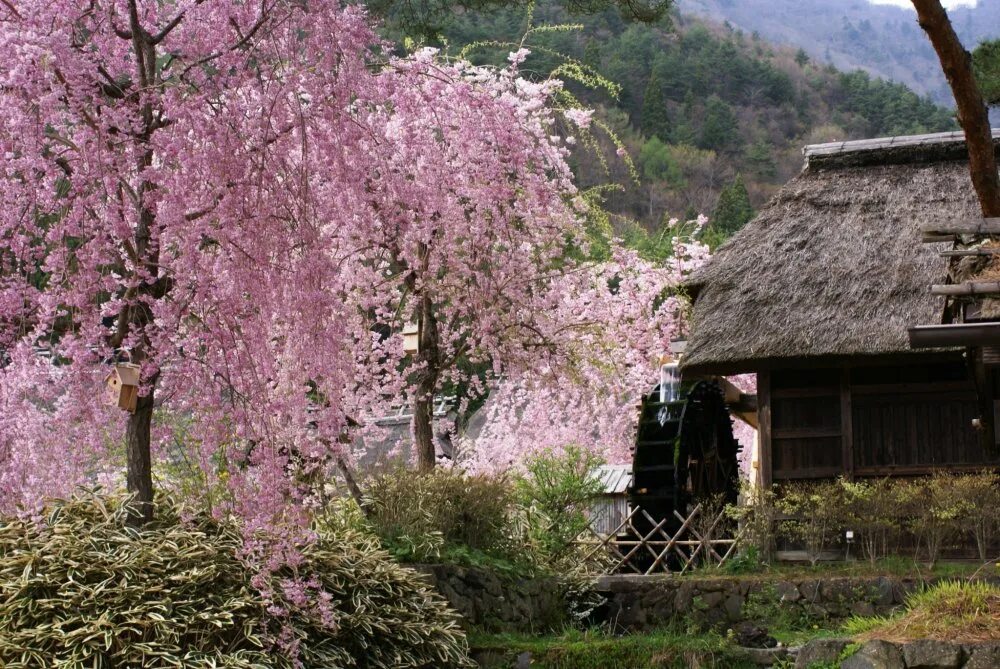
[
  {"xmin": 430, "ymin": 3, "xmax": 957, "ymax": 248},
  {"xmin": 678, "ymin": 0, "xmax": 1000, "ymax": 108}
]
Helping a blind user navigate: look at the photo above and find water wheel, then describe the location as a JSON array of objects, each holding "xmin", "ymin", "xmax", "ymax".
[
  {"xmin": 675, "ymin": 380, "xmax": 741, "ymax": 509},
  {"xmin": 628, "ymin": 377, "xmax": 741, "ymax": 569}
]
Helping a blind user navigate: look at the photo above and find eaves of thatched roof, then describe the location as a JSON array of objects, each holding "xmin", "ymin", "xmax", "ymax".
[{"xmin": 682, "ymin": 130, "xmax": 998, "ymax": 375}]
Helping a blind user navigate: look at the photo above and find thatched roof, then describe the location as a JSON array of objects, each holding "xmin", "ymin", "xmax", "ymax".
[{"xmin": 682, "ymin": 130, "xmax": 996, "ymax": 375}]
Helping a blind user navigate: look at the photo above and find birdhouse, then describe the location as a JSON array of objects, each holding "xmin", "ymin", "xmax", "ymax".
[
  {"xmin": 104, "ymin": 363, "xmax": 141, "ymax": 413},
  {"xmin": 402, "ymin": 321, "xmax": 420, "ymax": 355}
]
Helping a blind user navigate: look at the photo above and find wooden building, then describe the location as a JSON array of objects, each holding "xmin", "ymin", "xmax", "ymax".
[{"xmin": 681, "ymin": 131, "xmax": 1000, "ymax": 486}]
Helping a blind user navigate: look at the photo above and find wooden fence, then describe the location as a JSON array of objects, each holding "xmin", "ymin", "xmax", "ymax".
[{"xmin": 575, "ymin": 503, "xmax": 745, "ymax": 575}]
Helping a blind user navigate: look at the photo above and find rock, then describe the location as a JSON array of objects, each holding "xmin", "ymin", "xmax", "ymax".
[
  {"xmin": 851, "ymin": 601, "xmax": 875, "ymax": 617},
  {"xmin": 840, "ymin": 640, "xmax": 904, "ymax": 669},
  {"xmin": 900, "ymin": 640, "xmax": 962, "ymax": 669},
  {"xmin": 873, "ymin": 578, "xmax": 895, "ymax": 607},
  {"xmin": 964, "ymin": 642, "xmax": 1000, "ymax": 669},
  {"xmin": 799, "ymin": 580, "xmax": 821, "ymax": 601},
  {"xmin": 737, "ymin": 646, "xmax": 792, "ymax": 666},
  {"xmin": 795, "ymin": 638, "xmax": 849, "ymax": 668},
  {"xmin": 513, "ymin": 651, "xmax": 532, "ymax": 669},
  {"xmin": 732, "ymin": 621, "xmax": 777, "ymax": 649},
  {"xmin": 724, "ymin": 594, "xmax": 744, "ymax": 621},
  {"xmin": 776, "ymin": 581, "xmax": 801, "ymax": 602},
  {"xmin": 696, "ymin": 591, "xmax": 726, "ymax": 610}
]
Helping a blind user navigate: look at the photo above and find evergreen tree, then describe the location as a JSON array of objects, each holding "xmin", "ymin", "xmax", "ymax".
[
  {"xmin": 641, "ymin": 67, "xmax": 671, "ymax": 141},
  {"xmin": 973, "ymin": 39, "xmax": 1000, "ymax": 105},
  {"xmin": 709, "ymin": 175, "xmax": 754, "ymax": 238},
  {"xmin": 698, "ymin": 95, "xmax": 739, "ymax": 152},
  {"xmin": 746, "ymin": 139, "xmax": 776, "ymax": 179}
]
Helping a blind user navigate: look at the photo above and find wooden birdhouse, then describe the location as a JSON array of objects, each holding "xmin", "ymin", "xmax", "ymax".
[
  {"xmin": 104, "ymin": 363, "xmax": 141, "ymax": 413},
  {"xmin": 402, "ymin": 321, "xmax": 420, "ymax": 355}
]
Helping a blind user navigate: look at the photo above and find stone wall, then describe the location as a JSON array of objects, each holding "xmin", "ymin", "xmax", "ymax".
[
  {"xmin": 413, "ymin": 564, "xmax": 567, "ymax": 633},
  {"xmin": 416, "ymin": 565, "xmax": 999, "ymax": 638},
  {"xmin": 797, "ymin": 638, "xmax": 1000, "ymax": 668},
  {"xmin": 598, "ymin": 574, "xmax": 1000, "ymax": 632}
]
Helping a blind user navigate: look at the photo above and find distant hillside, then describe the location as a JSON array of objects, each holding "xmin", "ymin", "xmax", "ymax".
[
  {"xmin": 438, "ymin": 2, "xmax": 958, "ymax": 249},
  {"xmin": 678, "ymin": 0, "xmax": 1000, "ymax": 107}
]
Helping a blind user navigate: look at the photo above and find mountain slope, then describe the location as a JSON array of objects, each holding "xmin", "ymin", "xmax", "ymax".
[
  {"xmin": 678, "ymin": 0, "xmax": 1000, "ymax": 107},
  {"xmin": 440, "ymin": 2, "xmax": 958, "ymax": 247}
]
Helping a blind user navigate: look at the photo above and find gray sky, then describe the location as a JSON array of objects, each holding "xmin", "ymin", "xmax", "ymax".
[{"xmin": 869, "ymin": 0, "xmax": 977, "ymax": 8}]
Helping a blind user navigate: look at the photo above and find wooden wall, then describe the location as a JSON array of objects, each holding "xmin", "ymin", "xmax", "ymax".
[{"xmin": 759, "ymin": 360, "xmax": 999, "ymax": 484}]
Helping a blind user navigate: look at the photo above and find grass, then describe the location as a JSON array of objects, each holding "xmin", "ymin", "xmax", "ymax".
[
  {"xmin": 469, "ymin": 628, "xmax": 759, "ymax": 669},
  {"xmin": 844, "ymin": 580, "xmax": 1000, "ymax": 644}
]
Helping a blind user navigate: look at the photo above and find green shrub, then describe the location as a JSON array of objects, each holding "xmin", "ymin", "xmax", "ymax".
[
  {"xmin": 364, "ymin": 467, "xmax": 517, "ymax": 563},
  {"xmin": 514, "ymin": 446, "xmax": 605, "ymax": 568},
  {"xmin": 0, "ymin": 492, "xmax": 472, "ymax": 668},
  {"xmin": 899, "ymin": 473, "xmax": 973, "ymax": 568},
  {"xmin": 950, "ymin": 470, "xmax": 1000, "ymax": 561},
  {"xmin": 777, "ymin": 480, "xmax": 844, "ymax": 566},
  {"xmin": 727, "ymin": 482, "xmax": 777, "ymax": 565},
  {"xmin": 840, "ymin": 477, "xmax": 903, "ymax": 564}
]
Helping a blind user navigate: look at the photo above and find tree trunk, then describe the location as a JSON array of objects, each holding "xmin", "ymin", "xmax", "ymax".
[
  {"xmin": 413, "ymin": 293, "xmax": 441, "ymax": 472},
  {"xmin": 912, "ymin": 0, "xmax": 1000, "ymax": 217},
  {"xmin": 126, "ymin": 388, "xmax": 155, "ymax": 525}
]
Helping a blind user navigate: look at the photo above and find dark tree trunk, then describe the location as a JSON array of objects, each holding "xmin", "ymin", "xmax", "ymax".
[
  {"xmin": 912, "ymin": 0, "xmax": 1000, "ymax": 217},
  {"xmin": 126, "ymin": 389, "xmax": 155, "ymax": 525},
  {"xmin": 120, "ymin": 2, "xmax": 163, "ymax": 525},
  {"xmin": 413, "ymin": 293, "xmax": 440, "ymax": 472}
]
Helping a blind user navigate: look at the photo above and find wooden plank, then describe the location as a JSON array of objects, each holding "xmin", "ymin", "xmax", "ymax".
[
  {"xmin": 850, "ymin": 381, "xmax": 974, "ymax": 395},
  {"xmin": 772, "ymin": 427, "xmax": 842, "ymax": 439},
  {"xmin": 931, "ymin": 282, "xmax": 1000, "ymax": 296},
  {"xmin": 920, "ymin": 217, "xmax": 1000, "ymax": 236},
  {"xmin": 923, "ymin": 233, "xmax": 958, "ymax": 243},
  {"xmin": 853, "ymin": 463, "xmax": 1000, "ymax": 476},
  {"xmin": 771, "ymin": 387, "xmax": 839, "ymax": 399},
  {"xmin": 841, "ymin": 370, "xmax": 854, "ymax": 479},
  {"xmin": 758, "ymin": 370, "xmax": 772, "ymax": 489},
  {"xmin": 772, "ymin": 466, "xmax": 844, "ymax": 480},
  {"xmin": 940, "ymin": 248, "xmax": 1000, "ymax": 257}
]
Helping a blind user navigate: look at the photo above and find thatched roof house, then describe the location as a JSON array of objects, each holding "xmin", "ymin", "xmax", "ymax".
[{"xmin": 682, "ymin": 131, "xmax": 1000, "ymax": 485}]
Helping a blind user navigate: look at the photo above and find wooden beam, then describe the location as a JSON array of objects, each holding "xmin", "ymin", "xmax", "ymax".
[
  {"xmin": 758, "ymin": 370, "xmax": 772, "ymax": 490},
  {"xmin": 772, "ymin": 428, "xmax": 841, "ymax": 440},
  {"xmin": 841, "ymin": 369, "xmax": 854, "ymax": 480},
  {"xmin": 923, "ymin": 233, "xmax": 958, "ymax": 243},
  {"xmin": 920, "ymin": 218, "xmax": 1000, "ymax": 236},
  {"xmin": 940, "ymin": 248, "xmax": 1000, "ymax": 257},
  {"xmin": 931, "ymin": 282, "xmax": 1000, "ymax": 296},
  {"xmin": 910, "ymin": 322, "xmax": 1000, "ymax": 348}
]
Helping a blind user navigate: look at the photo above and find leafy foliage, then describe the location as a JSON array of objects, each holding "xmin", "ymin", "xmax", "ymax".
[
  {"xmin": 705, "ymin": 174, "xmax": 754, "ymax": 247},
  {"xmin": 777, "ymin": 480, "xmax": 844, "ymax": 567},
  {"xmin": 364, "ymin": 468, "xmax": 518, "ymax": 564},
  {"xmin": 973, "ymin": 39, "xmax": 1000, "ymax": 106},
  {"xmin": 515, "ymin": 446, "xmax": 606, "ymax": 566},
  {"xmin": 0, "ymin": 493, "xmax": 472, "ymax": 668}
]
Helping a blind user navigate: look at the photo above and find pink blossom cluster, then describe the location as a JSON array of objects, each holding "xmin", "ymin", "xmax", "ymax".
[{"xmin": 461, "ymin": 238, "xmax": 707, "ymax": 472}]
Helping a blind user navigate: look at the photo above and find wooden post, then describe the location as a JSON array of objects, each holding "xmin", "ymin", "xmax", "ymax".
[
  {"xmin": 841, "ymin": 368, "xmax": 854, "ymax": 479},
  {"xmin": 758, "ymin": 370, "xmax": 772, "ymax": 489}
]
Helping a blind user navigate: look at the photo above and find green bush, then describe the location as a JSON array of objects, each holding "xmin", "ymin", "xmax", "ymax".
[
  {"xmin": 0, "ymin": 492, "xmax": 472, "ymax": 668},
  {"xmin": 364, "ymin": 467, "xmax": 518, "ymax": 564},
  {"xmin": 777, "ymin": 480, "xmax": 844, "ymax": 566},
  {"xmin": 515, "ymin": 446, "xmax": 605, "ymax": 568},
  {"xmin": 840, "ymin": 477, "xmax": 903, "ymax": 564},
  {"xmin": 759, "ymin": 472, "xmax": 1000, "ymax": 565}
]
